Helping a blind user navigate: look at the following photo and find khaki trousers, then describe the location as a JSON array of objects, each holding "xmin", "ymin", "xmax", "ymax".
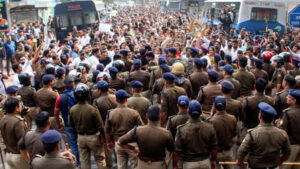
[
  {"xmin": 115, "ymin": 142, "xmax": 138, "ymax": 169},
  {"xmin": 183, "ymin": 158, "xmax": 211, "ymax": 169},
  {"xmin": 78, "ymin": 134, "xmax": 106, "ymax": 169},
  {"xmin": 104, "ymin": 145, "xmax": 113, "ymax": 169},
  {"xmin": 6, "ymin": 153, "xmax": 29, "ymax": 169},
  {"xmin": 280, "ymin": 144, "xmax": 300, "ymax": 169},
  {"xmin": 138, "ymin": 159, "xmax": 166, "ymax": 169},
  {"xmin": 216, "ymin": 149, "xmax": 234, "ymax": 169}
]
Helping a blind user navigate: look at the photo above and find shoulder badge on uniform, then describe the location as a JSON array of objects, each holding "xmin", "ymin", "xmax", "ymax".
[
  {"xmin": 30, "ymin": 154, "xmax": 42, "ymax": 165},
  {"xmin": 59, "ymin": 156, "xmax": 72, "ymax": 161}
]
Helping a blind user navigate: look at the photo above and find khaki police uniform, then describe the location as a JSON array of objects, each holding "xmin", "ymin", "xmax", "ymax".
[
  {"xmin": 210, "ymin": 112, "xmax": 237, "ymax": 169},
  {"xmin": 197, "ymin": 82, "xmax": 222, "ymax": 112},
  {"xmin": 93, "ymin": 93, "xmax": 117, "ymax": 169},
  {"xmin": 281, "ymin": 105, "xmax": 300, "ymax": 169},
  {"xmin": 238, "ymin": 123, "xmax": 291, "ymax": 169},
  {"xmin": 119, "ymin": 122, "xmax": 173, "ymax": 169},
  {"xmin": 262, "ymin": 63, "xmax": 275, "ymax": 81},
  {"xmin": 18, "ymin": 128, "xmax": 46, "ymax": 158},
  {"xmin": 105, "ymin": 105, "xmax": 144, "ymax": 169},
  {"xmin": 166, "ymin": 111, "xmax": 189, "ymax": 139},
  {"xmin": 242, "ymin": 93, "xmax": 274, "ymax": 129},
  {"xmin": 219, "ymin": 77, "xmax": 241, "ymax": 99},
  {"xmin": 129, "ymin": 70, "xmax": 151, "ymax": 91},
  {"xmin": 127, "ymin": 93, "xmax": 152, "ymax": 124},
  {"xmin": 149, "ymin": 68, "xmax": 162, "ymax": 90},
  {"xmin": 175, "ymin": 78, "xmax": 193, "ymax": 99},
  {"xmin": 272, "ymin": 68, "xmax": 286, "ymax": 90},
  {"xmin": 36, "ymin": 87, "xmax": 58, "ymax": 116},
  {"xmin": 0, "ymin": 114, "xmax": 29, "ymax": 169},
  {"xmin": 53, "ymin": 78, "xmax": 65, "ymax": 94},
  {"xmin": 109, "ymin": 77, "xmax": 126, "ymax": 91},
  {"xmin": 31, "ymin": 153, "xmax": 75, "ymax": 169},
  {"xmin": 68, "ymin": 102, "xmax": 106, "ymax": 169},
  {"xmin": 174, "ymin": 118, "xmax": 218, "ymax": 169},
  {"xmin": 233, "ymin": 69, "xmax": 256, "ymax": 96},
  {"xmin": 152, "ymin": 77, "xmax": 164, "ymax": 105},
  {"xmin": 18, "ymin": 86, "xmax": 40, "ymax": 129},
  {"xmin": 252, "ymin": 68, "xmax": 269, "ymax": 81},
  {"xmin": 274, "ymin": 89, "xmax": 289, "ymax": 118},
  {"xmin": 188, "ymin": 70, "xmax": 208, "ymax": 99},
  {"xmin": 161, "ymin": 84, "xmax": 186, "ymax": 118}
]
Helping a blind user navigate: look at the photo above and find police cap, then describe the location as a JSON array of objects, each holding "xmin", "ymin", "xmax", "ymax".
[{"xmin": 41, "ymin": 130, "xmax": 62, "ymax": 144}]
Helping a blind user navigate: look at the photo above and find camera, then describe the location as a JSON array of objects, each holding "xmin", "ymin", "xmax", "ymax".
[{"xmin": 21, "ymin": 106, "xmax": 29, "ymax": 117}]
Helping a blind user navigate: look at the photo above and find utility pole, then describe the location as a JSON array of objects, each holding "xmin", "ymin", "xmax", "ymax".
[{"xmin": 4, "ymin": 0, "xmax": 11, "ymax": 29}]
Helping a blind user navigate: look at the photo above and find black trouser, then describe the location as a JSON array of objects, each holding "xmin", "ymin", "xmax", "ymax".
[{"xmin": 6, "ymin": 56, "xmax": 13, "ymax": 76}]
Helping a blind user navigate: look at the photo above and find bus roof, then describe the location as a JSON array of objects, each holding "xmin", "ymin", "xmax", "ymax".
[
  {"xmin": 204, "ymin": 0, "xmax": 241, "ymax": 3},
  {"xmin": 205, "ymin": 0, "xmax": 295, "ymax": 3}
]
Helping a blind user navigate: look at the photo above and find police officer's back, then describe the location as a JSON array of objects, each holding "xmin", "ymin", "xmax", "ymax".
[
  {"xmin": 241, "ymin": 78, "xmax": 273, "ymax": 129},
  {"xmin": 188, "ymin": 58, "xmax": 209, "ymax": 99},
  {"xmin": 174, "ymin": 100, "xmax": 218, "ymax": 169},
  {"xmin": 129, "ymin": 59, "xmax": 150, "ymax": 91},
  {"xmin": 166, "ymin": 95, "xmax": 189, "ymax": 138},
  {"xmin": 127, "ymin": 81, "xmax": 152, "ymax": 124},
  {"xmin": 31, "ymin": 130, "xmax": 75, "ymax": 169},
  {"xmin": 219, "ymin": 64, "xmax": 241, "ymax": 99},
  {"xmin": 160, "ymin": 72, "xmax": 186, "ymax": 126},
  {"xmin": 233, "ymin": 56, "xmax": 255, "ymax": 96},
  {"xmin": 197, "ymin": 70, "xmax": 222, "ymax": 114},
  {"xmin": 274, "ymin": 75, "xmax": 296, "ymax": 118},
  {"xmin": 19, "ymin": 111, "xmax": 50, "ymax": 159},
  {"xmin": 119, "ymin": 106, "xmax": 173, "ymax": 169},
  {"xmin": 238, "ymin": 102, "xmax": 290, "ymax": 169}
]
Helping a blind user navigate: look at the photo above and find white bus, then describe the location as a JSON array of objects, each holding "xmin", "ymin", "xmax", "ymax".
[{"xmin": 201, "ymin": 0, "xmax": 286, "ymax": 34}]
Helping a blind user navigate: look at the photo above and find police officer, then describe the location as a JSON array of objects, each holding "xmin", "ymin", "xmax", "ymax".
[
  {"xmin": 242, "ymin": 78, "xmax": 274, "ymax": 130},
  {"xmin": 120, "ymin": 49, "xmax": 132, "ymax": 72},
  {"xmin": 174, "ymin": 100, "xmax": 217, "ymax": 169},
  {"xmin": 118, "ymin": 105, "xmax": 173, "ymax": 169},
  {"xmin": 19, "ymin": 111, "xmax": 50, "ymax": 160},
  {"xmin": 220, "ymin": 64, "xmax": 241, "ymax": 99},
  {"xmin": 172, "ymin": 62, "xmax": 193, "ymax": 98},
  {"xmin": 188, "ymin": 58, "xmax": 208, "ymax": 99},
  {"xmin": 251, "ymin": 58, "xmax": 269, "ymax": 81},
  {"xmin": 92, "ymin": 80, "xmax": 117, "ymax": 169},
  {"xmin": 274, "ymin": 75, "xmax": 296, "ymax": 118},
  {"xmin": 53, "ymin": 67, "xmax": 66, "ymax": 94},
  {"xmin": 105, "ymin": 89, "xmax": 144, "ymax": 169},
  {"xmin": 281, "ymin": 89, "xmax": 300, "ymax": 169},
  {"xmin": 127, "ymin": 80, "xmax": 152, "ymax": 124},
  {"xmin": 238, "ymin": 102, "xmax": 291, "ymax": 169},
  {"xmin": 18, "ymin": 72, "xmax": 39, "ymax": 129},
  {"xmin": 152, "ymin": 64, "xmax": 170, "ymax": 105},
  {"xmin": 210, "ymin": 96, "xmax": 237, "ymax": 169},
  {"xmin": 166, "ymin": 95, "xmax": 189, "ymax": 138},
  {"xmin": 282, "ymin": 52, "xmax": 293, "ymax": 72},
  {"xmin": 149, "ymin": 57, "xmax": 167, "ymax": 90},
  {"xmin": 109, "ymin": 66, "xmax": 126, "ymax": 91},
  {"xmin": 68, "ymin": 83, "xmax": 106, "ymax": 169},
  {"xmin": 31, "ymin": 130, "xmax": 76, "ymax": 169},
  {"xmin": 36, "ymin": 74, "xmax": 59, "ymax": 116},
  {"xmin": 272, "ymin": 55, "xmax": 286, "ymax": 93},
  {"xmin": 145, "ymin": 51, "xmax": 156, "ymax": 68},
  {"xmin": 233, "ymin": 56, "xmax": 256, "ymax": 97},
  {"xmin": 160, "ymin": 72, "xmax": 186, "ymax": 126},
  {"xmin": 0, "ymin": 97, "xmax": 29, "ymax": 169},
  {"xmin": 197, "ymin": 70, "xmax": 222, "ymax": 117},
  {"xmin": 54, "ymin": 77, "xmax": 81, "ymax": 168},
  {"xmin": 262, "ymin": 52, "xmax": 275, "ymax": 82},
  {"xmin": 168, "ymin": 48, "xmax": 179, "ymax": 66},
  {"xmin": 129, "ymin": 59, "xmax": 150, "ymax": 91}
]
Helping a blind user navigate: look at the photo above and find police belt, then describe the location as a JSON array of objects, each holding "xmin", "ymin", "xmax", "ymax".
[{"xmin": 78, "ymin": 132, "xmax": 97, "ymax": 135}]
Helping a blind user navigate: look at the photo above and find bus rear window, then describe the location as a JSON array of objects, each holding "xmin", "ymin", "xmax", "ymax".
[
  {"xmin": 70, "ymin": 13, "xmax": 83, "ymax": 26},
  {"xmin": 250, "ymin": 8, "xmax": 277, "ymax": 22},
  {"xmin": 83, "ymin": 12, "xmax": 97, "ymax": 25},
  {"xmin": 57, "ymin": 15, "xmax": 69, "ymax": 27}
]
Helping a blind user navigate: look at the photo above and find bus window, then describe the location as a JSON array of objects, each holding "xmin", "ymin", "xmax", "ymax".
[
  {"xmin": 83, "ymin": 12, "xmax": 97, "ymax": 25},
  {"xmin": 70, "ymin": 13, "xmax": 83, "ymax": 26},
  {"xmin": 251, "ymin": 8, "xmax": 277, "ymax": 22},
  {"xmin": 57, "ymin": 15, "xmax": 69, "ymax": 27}
]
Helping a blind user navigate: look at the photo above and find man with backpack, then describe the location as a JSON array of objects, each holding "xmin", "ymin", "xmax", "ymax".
[{"xmin": 54, "ymin": 77, "xmax": 81, "ymax": 168}]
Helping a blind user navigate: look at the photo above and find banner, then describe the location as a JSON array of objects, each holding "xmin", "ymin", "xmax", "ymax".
[{"xmin": 0, "ymin": 0, "xmax": 8, "ymax": 30}]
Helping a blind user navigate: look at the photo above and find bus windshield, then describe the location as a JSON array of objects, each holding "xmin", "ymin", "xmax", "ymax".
[
  {"xmin": 250, "ymin": 8, "xmax": 277, "ymax": 22},
  {"xmin": 56, "ymin": 12, "xmax": 97, "ymax": 28}
]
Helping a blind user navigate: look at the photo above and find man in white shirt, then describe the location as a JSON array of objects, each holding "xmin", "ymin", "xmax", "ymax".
[
  {"xmin": 12, "ymin": 63, "xmax": 22, "ymax": 87},
  {"xmin": 71, "ymin": 50, "xmax": 91, "ymax": 68},
  {"xmin": 88, "ymin": 48, "xmax": 100, "ymax": 72},
  {"xmin": 80, "ymin": 30, "xmax": 91, "ymax": 47}
]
